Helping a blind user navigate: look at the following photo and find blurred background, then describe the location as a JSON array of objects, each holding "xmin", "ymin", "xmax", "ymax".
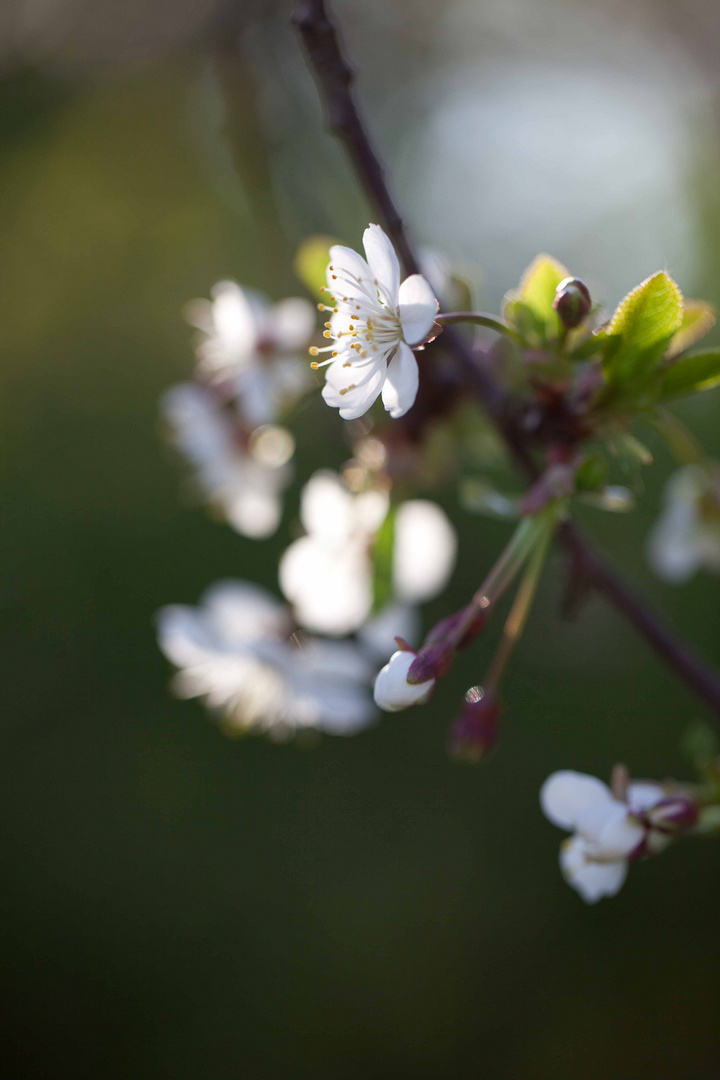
[{"xmin": 1, "ymin": 0, "xmax": 720, "ymax": 1076}]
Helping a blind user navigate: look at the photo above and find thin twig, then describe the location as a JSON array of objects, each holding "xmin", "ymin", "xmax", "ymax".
[{"xmin": 294, "ymin": 0, "xmax": 720, "ymax": 719}]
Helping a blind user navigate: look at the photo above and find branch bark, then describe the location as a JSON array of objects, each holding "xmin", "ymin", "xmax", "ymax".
[{"xmin": 294, "ymin": 0, "xmax": 720, "ymax": 719}]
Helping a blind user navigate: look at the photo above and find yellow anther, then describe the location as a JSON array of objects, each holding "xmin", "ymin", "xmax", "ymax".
[
  {"xmin": 317, "ymin": 303, "xmax": 326, "ymax": 311},
  {"xmin": 343, "ymin": 362, "xmax": 351, "ymax": 368},
  {"xmin": 309, "ymin": 346, "xmax": 319, "ymax": 356},
  {"xmin": 323, "ymin": 330, "xmax": 332, "ymax": 338},
  {"xmin": 332, "ymin": 275, "xmax": 337, "ymax": 280},
  {"xmin": 324, "ymin": 322, "xmax": 332, "ymax": 329},
  {"xmin": 311, "ymin": 362, "xmax": 319, "ymax": 369}
]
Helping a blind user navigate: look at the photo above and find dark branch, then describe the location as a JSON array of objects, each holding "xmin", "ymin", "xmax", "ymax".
[
  {"xmin": 293, "ymin": 0, "xmax": 419, "ymax": 277},
  {"xmin": 559, "ymin": 521, "xmax": 720, "ymax": 717},
  {"xmin": 293, "ymin": 0, "xmax": 720, "ymax": 719}
]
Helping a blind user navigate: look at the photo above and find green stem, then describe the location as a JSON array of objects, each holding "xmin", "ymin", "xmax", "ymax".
[
  {"xmin": 448, "ymin": 512, "xmax": 549, "ymax": 649},
  {"xmin": 484, "ymin": 515, "xmax": 554, "ymax": 694},
  {"xmin": 436, "ymin": 311, "xmax": 522, "ymax": 343}
]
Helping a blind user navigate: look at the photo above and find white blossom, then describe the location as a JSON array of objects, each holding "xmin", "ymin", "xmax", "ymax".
[
  {"xmin": 278, "ymin": 470, "xmax": 457, "ymax": 636},
  {"xmin": 185, "ymin": 281, "xmax": 315, "ymax": 426},
  {"xmin": 648, "ymin": 465, "xmax": 720, "ymax": 583},
  {"xmin": 373, "ymin": 649, "xmax": 435, "ymax": 712},
  {"xmin": 160, "ymin": 383, "xmax": 294, "ymax": 539},
  {"xmin": 157, "ymin": 580, "xmax": 376, "ymax": 739},
  {"xmin": 540, "ymin": 770, "xmax": 669, "ymax": 903},
  {"xmin": 312, "ymin": 225, "xmax": 439, "ymax": 420}
]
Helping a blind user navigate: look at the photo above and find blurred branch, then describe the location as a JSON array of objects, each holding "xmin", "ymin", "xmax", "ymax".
[{"xmin": 293, "ymin": 0, "xmax": 720, "ymax": 721}]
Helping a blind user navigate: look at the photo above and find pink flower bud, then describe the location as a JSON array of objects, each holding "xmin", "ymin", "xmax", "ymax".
[
  {"xmin": 553, "ymin": 277, "xmax": 592, "ymax": 329},
  {"xmin": 448, "ymin": 687, "xmax": 500, "ymax": 763},
  {"xmin": 407, "ymin": 644, "xmax": 454, "ymax": 684}
]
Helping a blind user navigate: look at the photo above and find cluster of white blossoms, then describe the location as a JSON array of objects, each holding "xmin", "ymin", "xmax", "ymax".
[
  {"xmin": 157, "ymin": 223, "xmax": 716, "ymax": 901},
  {"xmin": 313, "ymin": 224, "xmax": 439, "ymax": 420},
  {"xmin": 541, "ymin": 770, "xmax": 698, "ymax": 903},
  {"xmin": 648, "ymin": 465, "xmax": 720, "ymax": 583},
  {"xmin": 279, "ymin": 469, "xmax": 457, "ymax": 637},
  {"xmin": 157, "ymin": 581, "xmax": 376, "ymax": 739},
  {"xmin": 162, "ymin": 281, "xmax": 315, "ymax": 538}
]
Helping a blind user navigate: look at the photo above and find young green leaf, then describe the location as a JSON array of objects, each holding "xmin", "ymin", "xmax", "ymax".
[
  {"xmin": 604, "ymin": 271, "xmax": 683, "ymax": 383},
  {"xmin": 657, "ymin": 349, "xmax": 720, "ymax": 401},
  {"xmin": 294, "ymin": 235, "xmax": 338, "ymax": 300},
  {"xmin": 503, "ymin": 253, "xmax": 569, "ymax": 344},
  {"xmin": 371, "ymin": 505, "xmax": 396, "ymax": 614},
  {"xmin": 665, "ymin": 299, "xmax": 716, "ymax": 359}
]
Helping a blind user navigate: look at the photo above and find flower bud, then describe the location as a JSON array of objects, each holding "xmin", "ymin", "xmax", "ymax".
[
  {"xmin": 407, "ymin": 644, "xmax": 453, "ymax": 684},
  {"xmin": 373, "ymin": 650, "xmax": 435, "ymax": 712},
  {"xmin": 645, "ymin": 796, "xmax": 699, "ymax": 833},
  {"xmin": 553, "ymin": 277, "xmax": 591, "ymax": 329},
  {"xmin": 448, "ymin": 687, "xmax": 500, "ymax": 762}
]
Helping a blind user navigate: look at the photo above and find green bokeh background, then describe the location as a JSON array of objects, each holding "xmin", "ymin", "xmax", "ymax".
[{"xmin": 1, "ymin": 5, "xmax": 719, "ymax": 1077}]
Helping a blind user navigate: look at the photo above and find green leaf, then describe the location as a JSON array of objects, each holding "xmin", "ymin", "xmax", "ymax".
[
  {"xmin": 575, "ymin": 455, "xmax": 609, "ymax": 492},
  {"xmin": 657, "ymin": 349, "xmax": 720, "ymax": 401},
  {"xmin": 371, "ymin": 505, "xmax": 396, "ymax": 614},
  {"xmin": 604, "ymin": 271, "xmax": 683, "ymax": 383},
  {"xmin": 519, "ymin": 253, "xmax": 570, "ymax": 319},
  {"xmin": 503, "ymin": 253, "xmax": 569, "ymax": 344},
  {"xmin": 665, "ymin": 299, "xmax": 716, "ymax": 359},
  {"xmin": 294, "ymin": 235, "xmax": 338, "ymax": 300}
]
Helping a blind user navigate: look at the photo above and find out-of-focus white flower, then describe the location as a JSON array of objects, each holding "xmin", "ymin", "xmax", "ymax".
[
  {"xmin": 157, "ymin": 580, "xmax": 376, "ymax": 739},
  {"xmin": 540, "ymin": 770, "xmax": 670, "ymax": 903},
  {"xmin": 185, "ymin": 281, "xmax": 315, "ymax": 426},
  {"xmin": 313, "ymin": 224, "xmax": 438, "ymax": 420},
  {"xmin": 648, "ymin": 465, "xmax": 720, "ymax": 583},
  {"xmin": 278, "ymin": 470, "xmax": 457, "ymax": 636},
  {"xmin": 373, "ymin": 649, "xmax": 435, "ymax": 712},
  {"xmin": 160, "ymin": 383, "xmax": 294, "ymax": 539}
]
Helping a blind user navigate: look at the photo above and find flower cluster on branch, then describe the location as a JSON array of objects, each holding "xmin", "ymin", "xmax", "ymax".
[{"xmin": 155, "ymin": 0, "xmax": 720, "ymax": 903}]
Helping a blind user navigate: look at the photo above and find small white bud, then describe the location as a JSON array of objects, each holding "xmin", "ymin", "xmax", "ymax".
[{"xmin": 373, "ymin": 650, "xmax": 435, "ymax": 712}]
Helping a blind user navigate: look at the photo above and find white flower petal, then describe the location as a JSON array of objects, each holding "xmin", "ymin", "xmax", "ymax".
[
  {"xmin": 627, "ymin": 782, "xmax": 665, "ymax": 812},
  {"xmin": 540, "ymin": 771, "xmax": 614, "ymax": 831},
  {"xmin": 203, "ymin": 581, "xmax": 288, "ymax": 644},
  {"xmin": 225, "ymin": 487, "xmax": 283, "ymax": 539},
  {"xmin": 591, "ymin": 809, "xmax": 645, "ymax": 860},
  {"xmin": 328, "ymin": 245, "xmax": 373, "ymax": 299},
  {"xmin": 279, "ymin": 535, "xmax": 373, "ymax": 636},
  {"xmin": 393, "ymin": 500, "xmax": 457, "ymax": 603},
  {"xmin": 560, "ymin": 837, "xmax": 628, "ymax": 903},
  {"xmin": 398, "ymin": 274, "xmax": 439, "ymax": 345},
  {"xmin": 362, "ymin": 224, "xmax": 400, "ymax": 303},
  {"xmin": 298, "ymin": 470, "xmax": 356, "ymax": 540},
  {"xmin": 323, "ymin": 362, "xmax": 386, "ymax": 421},
  {"xmin": 381, "ymin": 342, "xmax": 419, "ymax": 418},
  {"xmin": 209, "ymin": 281, "xmax": 260, "ymax": 364},
  {"xmin": 270, "ymin": 297, "xmax": 315, "ymax": 352}
]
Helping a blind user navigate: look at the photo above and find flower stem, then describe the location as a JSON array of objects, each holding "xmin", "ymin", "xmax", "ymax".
[
  {"xmin": 484, "ymin": 515, "xmax": 554, "ymax": 694},
  {"xmin": 436, "ymin": 311, "xmax": 522, "ymax": 343},
  {"xmin": 449, "ymin": 512, "xmax": 550, "ymax": 649}
]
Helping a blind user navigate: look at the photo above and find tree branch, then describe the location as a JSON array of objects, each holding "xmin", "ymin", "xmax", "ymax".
[{"xmin": 293, "ymin": 0, "xmax": 720, "ymax": 719}]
